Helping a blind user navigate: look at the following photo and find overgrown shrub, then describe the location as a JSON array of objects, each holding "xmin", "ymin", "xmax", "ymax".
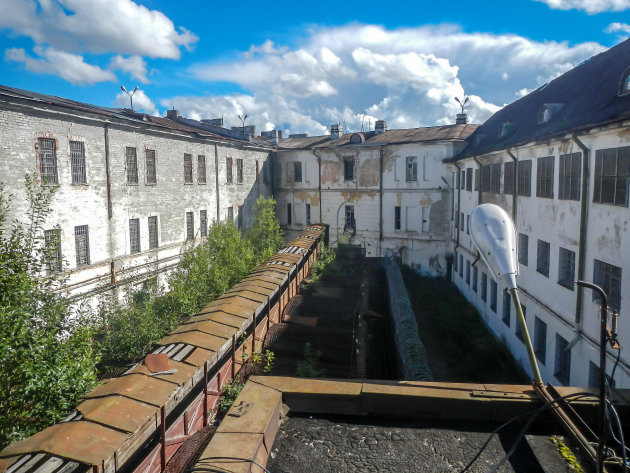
[
  {"xmin": 0, "ymin": 177, "xmax": 99, "ymax": 447},
  {"xmin": 246, "ymin": 196, "xmax": 285, "ymax": 264}
]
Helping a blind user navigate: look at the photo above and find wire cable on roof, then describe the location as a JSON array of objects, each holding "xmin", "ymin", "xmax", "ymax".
[{"xmin": 187, "ymin": 456, "xmax": 272, "ymax": 473}]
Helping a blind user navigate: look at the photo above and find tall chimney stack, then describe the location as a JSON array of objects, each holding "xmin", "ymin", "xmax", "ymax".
[
  {"xmin": 330, "ymin": 124, "xmax": 343, "ymax": 140},
  {"xmin": 375, "ymin": 120, "xmax": 387, "ymax": 134}
]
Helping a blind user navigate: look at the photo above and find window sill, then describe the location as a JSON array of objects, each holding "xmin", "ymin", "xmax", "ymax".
[
  {"xmin": 127, "ymin": 183, "xmax": 140, "ymax": 186},
  {"xmin": 198, "ymin": 182, "xmax": 207, "ymax": 185},
  {"xmin": 536, "ymin": 269, "xmax": 549, "ymax": 278},
  {"xmin": 557, "ymin": 280, "xmax": 574, "ymax": 291},
  {"xmin": 184, "ymin": 182, "xmax": 194, "ymax": 185},
  {"xmin": 71, "ymin": 183, "xmax": 89, "ymax": 187},
  {"xmin": 145, "ymin": 182, "xmax": 158, "ymax": 186}
]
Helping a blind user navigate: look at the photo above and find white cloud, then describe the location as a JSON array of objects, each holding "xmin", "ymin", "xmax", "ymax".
[
  {"xmin": 110, "ymin": 55, "xmax": 149, "ymax": 84},
  {"xmin": 535, "ymin": 0, "xmax": 630, "ymax": 13},
  {"xmin": 0, "ymin": 0, "xmax": 197, "ymax": 59},
  {"xmin": 114, "ymin": 89, "xmax": 157, "ymax": 115},
  {"xmin": 606, "ymin": 22, "xmax": 630, "ymax": 33},
  {"xmin": 178, "ymin": 24, "xmax": 604, "ymax": 136},
  {"xmin": 5, "ymin": 46, "xmax": 116, "ymax": 84}
]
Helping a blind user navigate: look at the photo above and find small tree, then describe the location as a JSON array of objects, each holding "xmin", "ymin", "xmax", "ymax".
[
  {"xmin": 246, "ymin": 196, "xmax": 284, "ymax": 264},
  {"xmin": 0, "ymin": 176, "xmax": 99, "ymax": 447}
]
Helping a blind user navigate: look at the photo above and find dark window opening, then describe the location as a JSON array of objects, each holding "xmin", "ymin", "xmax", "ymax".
[
  {"xmin": 145, "ymin": 149, "xmax": 157, "ymax": 184},
  {"xmin": 198, "ymin": 155, "xmax": 207, "ymax": 184},
  {"xmin": 293, "ymin": 162, "xmax": 303, "ymax": 182},
  {"xmin": 39, "ymin": 138, "xmax": 58, "ymax": 185},
  {"xmin": 481, "ymin": 272, "xmax": 488, "ymax": 302},
  {"xmin": 559, "ymin": 152, "xmax": 581, "ymax": 201},
  {"xmin": 184, "ymin": 153, "xmax": 193, "ymax": 184},
  {"xmin": 126, "ymin": 147, "xmax": 138, "ymax": 184},
  {"xmin": 593, "ymin": 147, "xmax": 630, "ymax": 206},
  {"xmin": 554, "ymin": 334, "xmax": 571, "ymax": 385},
  {"xmin": 227, "ymin": 206, "xmax": 234, "ymax": 222},
  {"xmin": 74, "ymin": 225, "xmax": 90, "ymax": 266},
  {"xmin": 44, "ymin": 228, "xmax": 62, "ymax": 274},
  {"xmin": 287, "ymin": 203, "xmax": 291, "ymax": 225},
  {"xmin": 534, "ymin": 317, "xmax": 547, "ymax": 365},
  {"xmin": 344, "ymin": 158, "xmax": 355, "ymax": 181},
  {"xmin": 517, "ymin": 160, "xmax": 532, "ymax": 196},
  {"xmin": 406, "ymin": 156, "xmax": 418, "ymax": 181},
  {"xmin": 515, "ymin": 305, "xmax": 526, "ymax": 342},
  {"xmin": 306, "ymin": 204, "xmax": 311, "ymax": 224},
  {"xmin": 536, "ymin": 156, "xmax": 554, "ymax": 198},
  {"xmin": 200, "ymin": 210, "xmax": 208, "ymax": 238},
  {"xmin": 226, "ymin": 157, "xmax": 233, "ymax": 184},
  {"xmin": 344, "ymin": 205, "xmax": 356, "ymax": 232},
  {"xmin": 593, "ymin": 259, "xmax": 622, "ymax": 312},
  {"xmin": 504, "ymin": 161, "xmax": 515, "ymax": 195},
  {"xmin": 394, "ymin": 206, "xmax": 401, "ymax": 230},
  {"xmin": 237, "ymin": 158, "xmax": 244, "ymax": 183},
  {"xmin": 490, "ymin": 279, "xmax": 497, "ymax": 312},
  {"xmin": 466, "ymin": 168, "xmax": 473, "ymax": 191},
  {"xmin": 518, "ymin": 233, "xmax": 529, "ymax": 266},
  {"xmin": 472, "ymin": 266, "xmax": 478, "ymax": 292},
  {"xmin": 537, "ymin": 239, "xmax": 550, "ymax": 277},
  {"xmin": 502, "ymin": 289, "xmax": 511, "ymax": 326},
  {"xmin": 558, "ymin": 247, "xmax": 575, "ymax": 290},
  {"xmin": 186, "ymin": 211, "xmax": 194, "ymax": 240},
  {"xmin": 148, "ymin": 216, "xmax": 158, "ymax": 249},
  {"xmin": 129, "ymin": 218, "xmax": 140, "ymax": 254}
]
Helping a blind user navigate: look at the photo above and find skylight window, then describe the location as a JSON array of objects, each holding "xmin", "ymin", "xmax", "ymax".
[
  {"xmin": 538, "ymin": 103, "xmax": 564, "ymax": 124},
  {"xmin": 619, "ymin": 67, "xmax": 630, "ymax": 96}
]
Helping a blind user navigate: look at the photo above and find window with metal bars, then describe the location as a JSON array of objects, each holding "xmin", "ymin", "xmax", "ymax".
[
  {"xmin": 536, "ymin": 156, "xmax": 554, "ymax": 198},
  {"xmin": 518, "ymin": 233, "xmax": 528, "ymax": 266},
  {"xmin": 502, "ymin": 289, "xmax": 511, "ymax": 326},
  {"xmin": 145, "ymin": 149, "xmax": 156, "ymax": 184},
  {"xmin": 394, "ymin": 206, "xmax": 401, "ymax": 230},
  {"xmin": 148, "ymin": 216, "xmax": 158, "ymax": 249},
  {"xmin": 537, "ymin": 239, "xmax": 550, "ymax": 277},
  {"xmin": 129, "ymin": 218, "xmax": 140, "ymax": 254},
  {"xmin": 44, "ymin": 228, "xmax": 62, "ymax": 274},
  {"xmin": 200, "ymin": 210, "xmax": 208, "ymax": 237},
  {"xmin": 558, "ymin": 152, "xmax": 581, "ymax": 201},
  {"xmin": 490, "ymin": 279, "xmax": 497, "ymax": 312},
  {"xmin": 481, "ymin": 272, "xmax": 487, "ymax": 302},
  {"xmin": 198, "ymin": 155, "xmax": 206, "ymax": 184},
  {"xmin": 593, "ymin": 259, "xmax": 622, "ymax": 312},
  {"xmin": 515, "ymin": 305, "xmax": 526, "ymax": 342},
  {"xmin": 558, "ymin": 247, "xmax": 575, "ymax": 290},
  {"xmin": 517, "ymin": 160, "xmax": 532, "ymax": 196},
  {"xmin": 227, "ymin": 206, "xmax": 234, "ymax": 221},
  {"xmin": 504, "ymin": 161, "xmax": 515, "ymax": 194},
  {"xmin": 74, "ymin": 225, "xmax": 90, "ymax": 266},
  {"xmin": 472, "ymin": 266, "xmax": 478, "ymax": 292},
  {"xmin": 466, "ymin": 168, "xmax": 473, "ymax": 191},
  {"xmin": 593, "ymin": 147, "xmax": 630, "ymax": 206},
  {"xmin": 554, "ymin": 334, "xmax": 571, "ymax": 385},
  {"xmin": 184, "ymin": 154, "xmax": 193, "ymax": 184},
  {"xmin": 237, "ymin": 158, "xmax": 244, "ymax": 183},
  {"xmin": 293, "ymin": 162, "xmax": 303, "ymax": 182},
  {"xmin": 226, "ymin": 157, "xmax": 233, "ymax": 184},
  {"xmin": 186, "ymin": 212, "xmax": 194, "ymax": 240},
  {"xmin": 38, "ymin": 138, "xmax": 58, "ymax": 185},
  {"xmin": 344, "ymin": 205, "xmax": 355, "ymax": 231},
  {"xmin": 480, "ymin": 163, "xmax": 501, "ymax": 193},
  {"xmin": 70, "ymin": 141, "xmax": 86, "ymax": 184},
  {"xmin": 126, "ymin": 147, "xmax": 138, "ymax": 184},
  {"xmin": 534, "ymin": 317, "xmax": 547, "ymax": 364}
]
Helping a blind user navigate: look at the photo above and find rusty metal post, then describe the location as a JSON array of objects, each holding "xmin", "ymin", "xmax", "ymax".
[
  {"xmin": 160, "ymin": 405, "xmax": 166, "ymax": 471},
  {"xmin": 510, "ymin": 288, "xmax": 543, "ymax": 386},
  {"xmin": 231, "ymin": 335, "xmax": 236, "ymax": 379},
  {"xmin": 252, "ymin": 312, "xmax": 256, "ymax": 355},
  {"xmin": 203, "ymin": 361, "xmax": 208, "ymax": 427}
]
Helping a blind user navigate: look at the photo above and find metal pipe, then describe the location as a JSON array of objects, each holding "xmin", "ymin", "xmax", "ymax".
[
  {"xmin": 572, "ymin": 133, "xmax": 590, "ymax": 326},
  {"xmin": 576, "ymin": 280, "xmax": 609, "ymax": 473},
  {"xmin": 379, "ymin": 146, "xmax": 384, "ymax": 250},
  {"xmin": 506, "ymin": 148, "xmax": 518, "ymax": 221},
  {"xmin": 214, "ymin": 142, "xmax": 220, "ymax": 222},
  {"xmin": 104, "ymin": 123, "xmax": 112, "ymax": 219},
  {"xmin": 312, "ymin": 149, "xmax": 323, "ymax": 224},
  {"xmin": 510, "ymin": 288, "xmax": 543, "ymax": 386},
  {"xmin": 453, "ymin": 162, "xmax": 461, "ymax": 248}
]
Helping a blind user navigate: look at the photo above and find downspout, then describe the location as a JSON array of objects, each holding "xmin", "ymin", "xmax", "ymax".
[
  {"xmin": 214, "ymin": 143, "xmax": 220, "ymax": 221},
  {"xmin": 104, "ymin": 123, "xmax": 112, "ymax": 219},
  {"xmin": 507, "ymin": 148, "xmax": 518, "ymax": 222},
  {"xmin": 312, "ymin": 149, "xmax": 323, "ymax": 224},
  {"xmin": 567, "ymin": 133, "xmax": 590, "ymax": 348},
  {"xmin": 453, "ymin": 162, "xmax": 461, "ymax": 248},
  {"xmin": 379, "ymin": 146, "xmax": 384, "ymax": 253},
  {"xmin": 473, "ymin": 156, "xmax": 483, "ymax": 205}
]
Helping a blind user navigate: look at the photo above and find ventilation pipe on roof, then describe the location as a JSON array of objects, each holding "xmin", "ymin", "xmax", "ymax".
[
  {"xmin": 330, "ymin": 124, "xmax": 343, "ymax": 140},
  {"xmin": 166, "ymin": 109, "xmax": 179, "ymax": 120},
  {"xmin": 375, "ymin": 120, "xmax": 387, "ymax": 134},
  {"xmin": 456, "ymin": 113, "xmax": 468, "ymax": 125}
]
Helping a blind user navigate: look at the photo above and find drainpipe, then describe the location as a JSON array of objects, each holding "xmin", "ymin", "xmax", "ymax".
[
  {"xmin": 312, "ymin": 149, "xmax": 323, "ymax": 224},
  {"xmin": 568, "ymin": 133, "xmax": 590, "ymax": 344},
  {"xmin": 453, "ymin": 162, "xmax": 461, "ymax": 248},
  {"xmin": 473, "ymin": 157, "xmax": 483, "ymax": 205},
  {"xmin": 104, "ymin": 124, "xmax": 112, "ymax": 219},
  {"xmin": 507, "ymin": 148, "xmax": 518, "ymax": 222},
  {"xmin": 214, "ymin": 143, "xmax": 220, "ymax": 221},
  {"xmin": 379, "ymin": 147, "xmax": 384, "ymax": 250}
]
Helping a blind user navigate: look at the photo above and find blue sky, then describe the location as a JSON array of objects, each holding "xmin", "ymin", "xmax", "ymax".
[{"xmin": 1, "ymin": 0, "xmax": 629, "ymax": 135}]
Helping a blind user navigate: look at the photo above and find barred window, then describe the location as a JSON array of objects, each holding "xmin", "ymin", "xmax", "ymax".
[
  {"xmin": 481, "ymin": 272, "xmax": 487, "ymax": 302},
  {"xmin": 129, "ymin": 218, "xmax": 140, "ymax": 254},
  {"xmin": 474, "ymin": 168, "xmax": 480, "ymax": 191},
  {"xmin": 502, "ymin": 289, "xmax": 511, "ymax": 326},
  {"xmin": 481, "ymin": 163, "xmax": 501, "ymax": 193},
  {"xmin": 490, "ymin": 279, "xmax": 497, "ymax": 312},
  {"xmin": 293, "ymin": 162, "xmax": 303, "ymax": 182},
  {"xmin": 465, "ymin": 259, "xmax": 471, "ymax": 285},
  {"xmin": 406, "ymin": 157, "xmax": 418, "ymax": 181},
  {"xmin": 227, "ymin": 206, "xmax": 234, "ymax": 222},
  {"xmin": 306, "ymin": 203, "xmax": 311, "ymax": 224},
  {"xmin": 558, "ymin": 247, "xmax": 575, "ymax": 290},
  {"xmin": 198, "ymin": 155, "xmax": 206, "ymax": 184},
  {"xmin": 44, "ymin": 228, "xmax": 62, "ymax": 274},
  {"xmin": 226, "ymin": 157, "xmax": 233, "ymax": 184},
  {"xmin": 593, "ymin": 259, "xmax": 622, "ymax": 312},
  {"xmin": 126, "ymin": 147, "xmax": 138, "ymax": 184},
  {"xmin": 145, "ymin": 149, "xmax": 157, "ymax": 184},
  {"xmin": 534, "ymin": 316, "xmax": 547, "ymax": 364},
  {"xmin": 537, "ymin": 239, "xmax": 550, "ymax": 277},
  {"xmin": 558, "ymin": 152, "xmax": 581, "ymax": 201},
  {"xmin": 504, "ymin": 161, "xmax": 515, "ymax": 194},
  {"xmin": 554, "ymin": 334, "xmax": 571, "ymax": 385},
  {"xmin": 186, "ymin": 212, "xmax": 194, "ymax": 240},
  {"xmin": 200, "ymin": 210, "xmax": 208, "ymax": 237},
  {"xmin": 466, "ymin": 168, "xmax": 473, "ymax": 191},
  {"xmin": 74, "ymin": 225, "xmax": 90, "ymax": 266},
  {"xmin": 515, "ymin": 305, "xmax": 526, "ymax": 342},
  {"xmin": 593, "ymin": 147, "xmax": 630, "ymax": 206},
  {"xmin": 236, "ymin": 158, "xmax": 244, "ymax": 183},
  {"xmin": 517, "ymin": 160, "xmax": 532, "ymax": 196},
  {"xmin": 344, "ymin": 205, "xmax": 356, "ymax": 231},
  {"xmin": 148, "ymin": 216, "xmax": 158, "ymax": 249},
  {"xmin": 70, "ymin": 141, "xmax": 86, "ymax": 184},
  {"xmin": 459, "ymin": 254, "xmax": 463, "ymax": 278},
  {"xmin": 536, "ymin": 156, "xmax": 554, "ymax": 198},
  {"xmin": 394, "ymin": 206, "xmax": 401, "ymax": 230},
  {"xmin": 39, "ymin": 138, "xmax": 58, "ymax": 185},
  {"xmin": 472, "ymin": 266, "xmax": 478, "ymax": 292},
  {"xmin": 184, "ymin": 154, "xmax": 193, "ymax": 184}
]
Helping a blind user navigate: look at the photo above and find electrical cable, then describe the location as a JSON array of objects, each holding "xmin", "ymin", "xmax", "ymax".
[
  {"xmin": 459, "ymin": 391, "xmax": 596, "ymax": 473},
  {"xmin": 188, "ymin": 456, "xmax": 272, "ymax": 473},
  {"xmin": 604, "ymin": 347, "xmax": 627, "ymax": 473}
]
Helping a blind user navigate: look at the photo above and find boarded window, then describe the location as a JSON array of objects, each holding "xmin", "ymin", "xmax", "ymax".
[
  {"xmin": 44, "ymin": 228, "xmax": 62, "ymax": 274},
  {"xmin": 593, "ymin": 259, "xmax": 622, "ymax": 312},
  {"xmin": 518, "ymin": 233, "xmax": 528, "ymax": 266},
  {"xmin": 344, "ymin": 205, "xmax": 355, "ymax": 231},
  {"xmin": 536, "ymin": 156, "xmax": 554, "ymax": 198},
  {"xmin": 504, "ymin": 161, "xmax": 515, "ymax": 194},
  {"xmin": 537, "ymin": 239, "xmax": 550, "ymax": 277},
  {"xmin": 126, "ymin": 147, "xmax": 138, "ymax": 184},
  {"xmin": 593, "ymin": 146, "xmax": 630, "ymax": 206},
  {"xmin": 184, "ymin": 154, "xmax": 193, "ymax": 184},
  {"xmin": 129, "ymin": 218, "xmax": 140, "ymax": 254},
  {"xmin": 502, "ymin": 289, "xmax": 511, "ymax": 326},
  {"xmin": 226, "ymin": 157, "xmax": 233, "ymax": 184},
  {"xmin": 236, "ymin": 158, "xmax": 244, "ymax": 183},
  {"xmin": 534, "ymin": 316, "xmax": 547, "ymax": 365},
  {"xmin": 343, "ymin": 157, "xmax": 355, "ymax": 181},
  {"xmin": 517, "ymin": 160, "xmax": 532, "ymax": 196},
  {"xmin": 559, "ymin": 152, "xmax": 581, "ymax": 201},
  {"xmin": 70, "ymin": 141, "xmax": 86, "ymax": 184},
  {"xmin": 406, "ymin": 157, "xmax": 417, "ymax": 181},
  {"xmin": 198, "ymin": 155, "xmax": 206, "ymax": 184},
  {"xmin": 74, "ymin": 225, "xmax": 90, "ymax": 266},
  {"xmin": 200, "ymin": 210, "xmax": 208, "ymax": 237},
  {"xmin": 186, "ymin": 212, "xmax": 194, "ymax": 240},
  {"xmin": 554, "ymin": 334, "xmax": 571, "ymax": 385},
  {"xmin": 394, "ymin": 206, "xmax": 401, "ymax": 230},
  {"xmin": 39, "ymin": 138, "xmax": 58, "ymax": 185},
  {"xmin": 293, "ymin": 162, "xmax": 302, "ymax": 182},
  {"xmin": 145, "ymin": 149, "xmax": 157, "ymax": 184},
  {"xmin": 558, "ymin": 247, "xmax": 575, "ymax": 290},
  {"xmin": 148, "ymin": 216, "xmax": 158, "ymax": 249}
]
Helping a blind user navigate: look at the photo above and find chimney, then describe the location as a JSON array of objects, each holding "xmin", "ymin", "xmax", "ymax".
[
  {"xmin": 261, "ymin": 129, "xmax": 282, "ymax": 144},
  {"xmin": 375, "ymin": 120, "xmax": 387, "ymax": 134},
  {"xmin": 166, "ymin": 109, "xmax": 179, "ymax": 120},
  {"xmin": 456, "ymin": 113, "xmax": 468, "ymax": 125},
  {"xmin": 202, "ymin": 118, "xmax": 224, "ymax": 127},
  {"xmin": 330, "ymin": 124, "xmax": 343, "ymax": 140}
]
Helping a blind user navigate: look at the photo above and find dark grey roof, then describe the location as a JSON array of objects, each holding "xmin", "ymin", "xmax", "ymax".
[
  {"xmin": 277, "ymin": 124, "xmax": 478, "ymax": 150},
  {"xmin": 458, "ymin": 38, "xmax": 630, "ymax": 159}
]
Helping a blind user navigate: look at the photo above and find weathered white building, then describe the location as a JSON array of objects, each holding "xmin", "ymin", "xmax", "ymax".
[
  {"xmin": 447, "ymin": 39, "xmax": 630, "ymax": 388},
  {"xmin": 0, "ymin": 86, "xmax": 273, "ymax": 300},
  {"xmin": 274, "ymin": 120, "xmax": 477, "ymax": 275}
]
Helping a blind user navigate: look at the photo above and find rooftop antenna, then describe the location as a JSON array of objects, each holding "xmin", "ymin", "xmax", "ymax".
[
  {"xmin": 237, "ymin": 113, "xmax": 248, "ymax": 133},
  {"xmin": 120, "ymin": 85, "xmax": 139, "ymax": 111},
  {"xmin": 454, "ymin": 96, "xmax": 469, "ymax": 114},
  {"xmin": 469, "ymin": 203, "xmax": 543, "ymax": 386}
]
